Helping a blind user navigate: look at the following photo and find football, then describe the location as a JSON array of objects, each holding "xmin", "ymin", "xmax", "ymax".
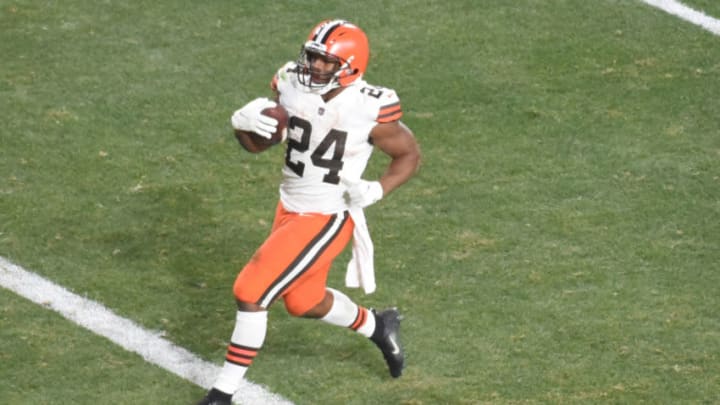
[{"xmin": 258, "ymin": 104, "xmax": 289, "ymax": 145}]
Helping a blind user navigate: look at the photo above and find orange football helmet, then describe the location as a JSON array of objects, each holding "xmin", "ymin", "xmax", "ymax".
[{"xmin": 296, "ymin": 19, "xmax": 369, "ymax": 94}]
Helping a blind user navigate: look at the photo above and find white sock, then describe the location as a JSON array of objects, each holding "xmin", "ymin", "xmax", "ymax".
[
  {"xmin": 213, "ymin": 310, "xmax": 268, "ymax": 395},
  {"xmin": 320, "ymin": 288, "xmax": 376, "ymax": 338}
]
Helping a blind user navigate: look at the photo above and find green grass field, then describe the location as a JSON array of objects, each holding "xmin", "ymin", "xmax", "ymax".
[{"xmin": 2, "ymin": 1, "xmax": 719, "ymax": 404}]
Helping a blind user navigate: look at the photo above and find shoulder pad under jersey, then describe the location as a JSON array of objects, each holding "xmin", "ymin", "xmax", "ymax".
[{"xmin": 270, "ymin": 61, "xmax": 297, "ymax": 92}]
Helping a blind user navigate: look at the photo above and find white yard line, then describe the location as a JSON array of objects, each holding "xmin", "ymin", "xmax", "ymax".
[
  {"xmin": 0, "ymin": 256, "xmax": 292, "ymax": 405},
  {"xmin": 642, "ymin": 0, "xmax": 720, "ymax": 36}
]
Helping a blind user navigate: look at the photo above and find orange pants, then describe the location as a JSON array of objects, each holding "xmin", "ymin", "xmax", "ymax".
[{"xmin": 233, "ymin": 202, "xmax": 354, "ymax": 316}]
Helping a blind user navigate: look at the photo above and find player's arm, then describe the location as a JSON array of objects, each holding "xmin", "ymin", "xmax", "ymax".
[
  {"xmin": 234, "ymin": 130, "xmax": 267, "ymax": 153},
  {"xmin": 369, "ymin": 120, "xmax": 421, "ymax": 196}
]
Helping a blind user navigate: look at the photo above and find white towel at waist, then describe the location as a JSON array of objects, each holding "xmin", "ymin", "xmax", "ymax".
[{"xmin": 345, "ymin": 207, "xmax": 376, "ymax": 294}]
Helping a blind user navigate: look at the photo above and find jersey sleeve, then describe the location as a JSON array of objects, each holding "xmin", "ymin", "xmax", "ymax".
[{"xmin": 375, "ymin": 89, "xmax": 403, "ymax": 123}]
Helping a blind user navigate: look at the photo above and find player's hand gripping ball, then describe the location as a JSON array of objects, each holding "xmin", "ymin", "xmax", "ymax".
[
  {"xmin": 258, "ymin": 104, "xmax": 289, "ymax": 145},
  {"xmin": 231, "ymin": 98, "xmax": 289, "ymax": 149}
]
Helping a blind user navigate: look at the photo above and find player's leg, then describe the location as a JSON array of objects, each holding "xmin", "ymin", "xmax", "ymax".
[
  {"xmin": 278, "ymin": 211, "xmax": 402, "ymax": 377},
  {"xmin": 285, "ymin": 279, "xmax": 405, "ymax": 378},
  {"xmin": 290, "ymin": 287, "xmax": 376, "ymax": 336},
  {"xmin": 197, "ymin": 307, "xmax": 267, "ymax": 405},
  {"xmin": 197, "ymin": 280, "xmax": 272, "ymax": 404},
  {"xmin": 198, "ymin": 206, "xmax": 352, "ymax": 404},
  {"xmin": 278, "ymin": 209, "xmax": 405, "ymax": 378}
]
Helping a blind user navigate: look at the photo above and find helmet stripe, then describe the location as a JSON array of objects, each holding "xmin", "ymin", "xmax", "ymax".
[{"xmin": 315, "ymin": 20, "xmax": 345, "ymax": 44}]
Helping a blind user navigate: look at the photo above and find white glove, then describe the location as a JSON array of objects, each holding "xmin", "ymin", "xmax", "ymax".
[
  {"xmin": 344, "ymin": 180, "xmax": 384, "ymax": 208},
  {"xmin": 230, "ymin": 97, "xmax": 278, "ymax": 139}
]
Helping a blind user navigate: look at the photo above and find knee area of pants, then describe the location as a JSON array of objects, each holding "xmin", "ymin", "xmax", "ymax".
[
  {"xmin": 232, "ymin": 282, "xmax": 254, "ymax": 304},
  {"xmin": 283, "ymin": 300, "xmax": 307, "ymax": 317}
]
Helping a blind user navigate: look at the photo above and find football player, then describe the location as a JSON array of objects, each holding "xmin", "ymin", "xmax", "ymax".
[{"xmin": 197, "ymin": 19, "xmax": 421, "ymax": 405}]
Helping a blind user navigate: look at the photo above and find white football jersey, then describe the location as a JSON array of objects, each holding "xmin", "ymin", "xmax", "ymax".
[{"xmin": 272, "ymin": 62, "xmax": 403, "ymax": 214}]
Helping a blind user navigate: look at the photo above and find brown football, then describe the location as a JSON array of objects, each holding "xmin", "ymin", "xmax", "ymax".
[{"xmin": 258, "ymin": 104, "xmax": 289, "ymax": 145}]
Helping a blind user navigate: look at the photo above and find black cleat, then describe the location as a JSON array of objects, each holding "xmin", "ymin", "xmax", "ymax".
[
  {"xmin": 195, "ymin": 388, "xmax": 232, "ymax": 405},
  {"xmin": 370, "ymin": 308, "xmax": 405, "ymax": 378}
]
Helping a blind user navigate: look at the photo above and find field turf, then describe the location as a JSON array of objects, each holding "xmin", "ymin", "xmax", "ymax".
[{"xmin": 2, "ymin": 1, "xmax": 719, "ymax": 403}]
